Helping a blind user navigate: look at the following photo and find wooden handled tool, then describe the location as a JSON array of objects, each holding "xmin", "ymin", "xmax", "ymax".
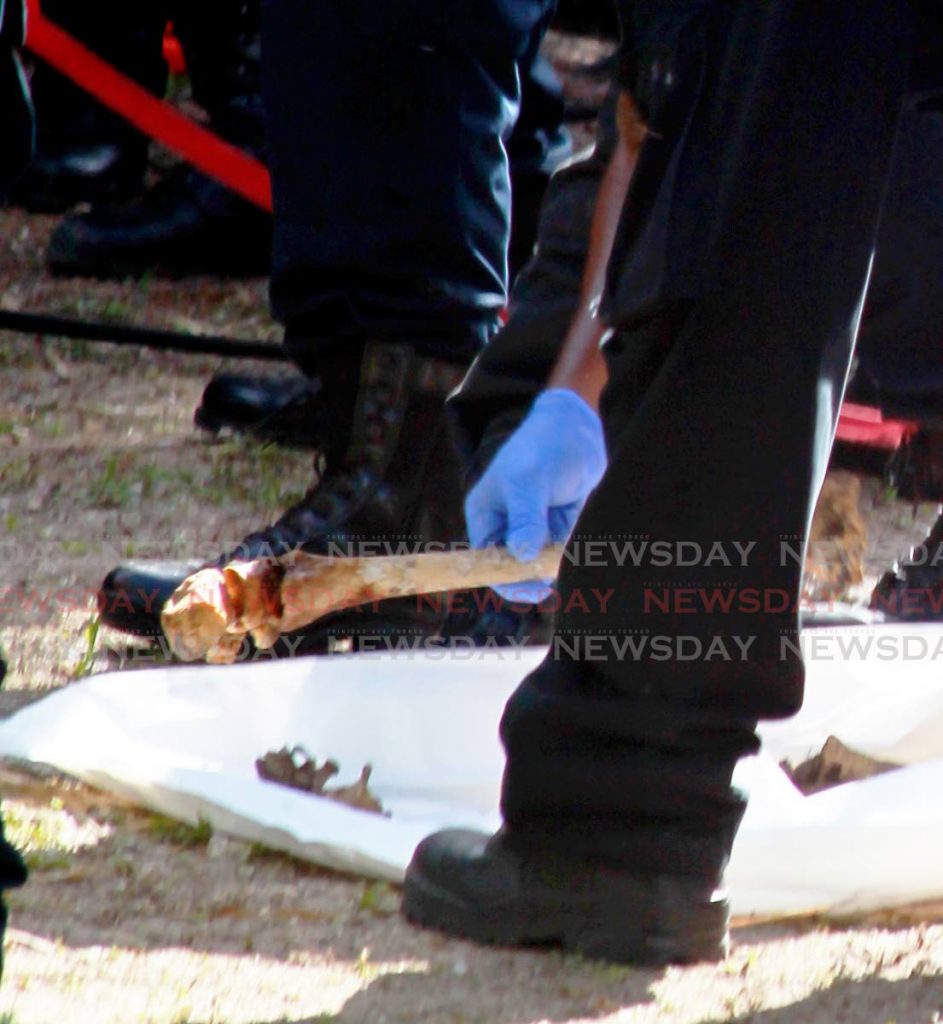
[{"xmin": 160, "ymin": 544, "xmax": 565, "ymax": 663}]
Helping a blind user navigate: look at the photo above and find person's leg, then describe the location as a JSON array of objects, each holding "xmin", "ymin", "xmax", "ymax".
[
  {"xmin": 5, "ymin": 0, "xmax": 166, "ymax": 211},
  {"xmin": 855, "ymin": 108, "xmax": 943, "ymax": 404},
  {"xmin": 448, "ymin": 90, "xmax": 618, "ymax": 477},
  {"xmin": 405, "ymin": 0, "xmax": 919, "ymax": 964},
  {"xmin": 0, "ymin": 4, "xmax": 32, "ymax": 190},
  {"xmin": 215, "ymin": 0, "xmax": 557, "ymax": 653},
  {"xmin": 45, "ymin": 0, "xmax": 271, "ymax": 278},
  {"xmin": 96, "ymin": 0, "xmax": 557, "ymax": 650},
  {"xmin": 0, "ymin": 801, "xmax": 26, "ymax": 979},
  {"xmin": 837, "ymin": 102, "xmax": 943, "ymax": 607},
  {"xmin": 258, "ymin": 0, "xmax": 555, "ymax": 577},
  {"xmin": 192, "ymin": 2, "xmax": 571, "ymax": 448},
  {"xmin": 842, "ymin": 103, "xmax": 943, "ymax": 507},
  {"xmin": 264, "ymin": 1, "xmax": 555, "ymax": 361},
  {"xmin": 505, "ymin": 20, "xmax": 572, "ymax": 283}
]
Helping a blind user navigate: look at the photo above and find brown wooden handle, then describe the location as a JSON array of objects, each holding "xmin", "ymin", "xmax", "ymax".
[{"xmin": 161, "ymin": 544, "xmax": 564, "ymax": 663}]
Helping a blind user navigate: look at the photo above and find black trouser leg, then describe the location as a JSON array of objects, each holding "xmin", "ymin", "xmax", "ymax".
[
  {"xmin": 505, "ymin": 8, "xmax": 571, "ymax": 282},
  {"xmin": 499, "ymin": 2, "xmax": 918, "ymax": 884},
  {"xmin": 171, "ymin": 0, "xmax": 264, "ymax": 151},
  {"xmin": 448, "ymin": 91, "xmax": 617, "ymax": 477},
  {"xmin": 261, "ymin": 0, "xmax": 554, "ymax": 364},
  {"xmin": 29, "ymin": 0, "xmax": 167, "ymax": 150},
  {"xmin": 0, "ymin": 44, "xmax": 31, "ymax": 185},
  {"xmin": 855, "ymin": 106, "xmax": 943, "ymax": 401},
  {"xmin": 169, "ymin": 0, "xmax": 268, "ymax": 224},
  {"xmin": 9, "ymin": 2, "xmax": 164, "ymax": 208}
]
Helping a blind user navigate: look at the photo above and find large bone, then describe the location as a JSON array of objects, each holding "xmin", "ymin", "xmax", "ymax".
[{"xmin": 161, "ymin": 544, "xmax": 565, "ymax": 663}]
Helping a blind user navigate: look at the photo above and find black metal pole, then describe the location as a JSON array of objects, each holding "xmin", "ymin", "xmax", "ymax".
[{"xmin": 0, "ymin": 309, "xmax": 289, "ymax": 361}]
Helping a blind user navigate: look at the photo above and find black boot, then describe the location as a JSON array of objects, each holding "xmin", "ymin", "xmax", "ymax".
[
  {"xmin": 5, "ymin": 139, "xmax": 149, "ymax": 215},
  {"xmin": 98, "ymin": 341, "xmax": 468, "ymax": 645},
  {"xmin": 403, "ymin": 829, "xmax": 729, "ymax": 965},
  {"xmin": 99, "ymin": 341, "xmax": 554, "ymax": 651},
  {"xmin": 46, "ymin": 167, "xmax": 271, "ymax": 279},
  {"xmin": 870, "ymin": 506, "xmax": 943, "ymax": 619},
  {"xmin": 220, "ymin": 342, "xmax": 468, "ymax": 563},
  {"xmin": 193, "ymin": 372, "xmax": 324, "ymax": 448}
]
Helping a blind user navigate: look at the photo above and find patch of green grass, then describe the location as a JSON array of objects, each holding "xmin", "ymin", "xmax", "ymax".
[
  {"xmin": 146, "ymin": 814, "xmax": 213, "ymax": 848},
  {"xmin": 70, "ymin": 617, "xmax": 100, "ymax": 679},
  {"xmin": 3, "ymin": 806, "xmax": 76, "ymax": 872},
  {"xmin": 138, "ymin": 463, "xmax": 166, "ymax": 500},
  {"xmin": 60, "ymin": 539, "xmax": 89, "ymax": 557},
  {"xmin": 29, "ymin": 412, "xmax": 67, "ymax": 440},
  {"xmin": 100, "ymin": 299, "xmax": 136, "ymax": 321},
  {"xmin": 88, "ymin": 457, "xmax": 206, "ymax": 510},
  {"xmin": 256, "ymin": 443, "xmax": 305, "ymax": 510},
  {"xmin": 4, "ymin": 806, "xmax": 59, "ymax": 851},
  {"xmin": 204, "ymin": 438, "xmax": 307, "ymax": 511},
  {"xmin": 358, "ymin": 881, "xmax": 398, "ymax": 916},
  {"xmin": 246, "ymin": 841, "xmax": 277, "ymax": 863},
  {"xmin": 562, "ymin": 952, "xmax": 636, "ymax": 982},
  {"xmin": 0, "ymin": 457, "xmax": 35, "ymax": 489},
  {"xmin": 355, "ymin": 946, "xmax": 376, "ymax": 980},
  {"xmin": 137, "ymin": 463, "xmax": 197, "ymax": 500},
  {"xmin": 88, "ymin": 455, "xmax": 133, "ymax": 508},
  {"xmin": 244, "ymin": 842, "xmax": 315, "ymax": 870},
  {"xmin": 23, "ymin": 850, "xmax": 72, "ymax": 872},
  {"xmin": 203, "ymin": 438, "xmax": 248, "ymax": 501}
]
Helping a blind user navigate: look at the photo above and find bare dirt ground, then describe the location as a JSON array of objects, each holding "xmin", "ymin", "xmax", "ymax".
[{"xmin": 1, "ymin": 30, "xmax": 943, "ymax": 1024}]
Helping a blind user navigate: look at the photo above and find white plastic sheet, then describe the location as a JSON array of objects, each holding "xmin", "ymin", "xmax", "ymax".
[{"xmin": 1, "ymin": 625, "xmax": 942, "ymax": 916}]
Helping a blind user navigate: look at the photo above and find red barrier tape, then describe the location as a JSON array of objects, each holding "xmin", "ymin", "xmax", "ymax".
[
  {"xmin": 22, "ymin": 0, "xmax": 272, "ymax": 211},
  {"xmin": 834, "ymin": 402, "xmax": 919, "ymax": 450}
]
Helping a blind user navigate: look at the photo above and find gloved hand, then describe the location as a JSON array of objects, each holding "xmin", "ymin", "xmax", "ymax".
[{"xmin": 465, "ymin": 388, "xmax": 607, "ymax": 603}]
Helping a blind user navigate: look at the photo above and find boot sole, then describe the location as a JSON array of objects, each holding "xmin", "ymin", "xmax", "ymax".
[{"xmin": 403, "ymin": 863, "xmax": 729, "ymax": 966}]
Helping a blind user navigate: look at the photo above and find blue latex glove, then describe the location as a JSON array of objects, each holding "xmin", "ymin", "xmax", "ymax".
[{"xmin": 465, "ymin": 388, "xmax": 607, "ymax": 604}]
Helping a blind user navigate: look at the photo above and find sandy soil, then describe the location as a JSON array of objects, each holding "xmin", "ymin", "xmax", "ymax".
[{"xmin": 1, "ymin": 30, "xmax": 943, "ymax": 1024}]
